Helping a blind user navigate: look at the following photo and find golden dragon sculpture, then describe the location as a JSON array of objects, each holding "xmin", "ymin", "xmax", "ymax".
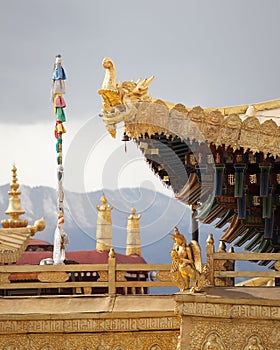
[{"xmin": 98, "ymin": 57, "xmax": 154, "ymax": 137}]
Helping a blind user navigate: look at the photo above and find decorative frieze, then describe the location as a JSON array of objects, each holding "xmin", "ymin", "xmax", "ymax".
[
  {"xmin": 0, "ymin": 316, "xmax": 180, "ymax": 334},
  {"xmin": 178, "ymin": 302, "xmax": 280, "ymax": 320}
]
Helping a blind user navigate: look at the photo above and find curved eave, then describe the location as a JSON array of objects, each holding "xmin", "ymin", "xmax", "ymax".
[
  {"xmin": 0, "ymin": 231, "xmax": 31, "ymax": 264},
  {"xmin": 121, "ymin": 98, "xmax": 280, "ymax": 157},
  {"xmin": 154, "ymin": 98, "xmax": 280, "ymax": 118}
]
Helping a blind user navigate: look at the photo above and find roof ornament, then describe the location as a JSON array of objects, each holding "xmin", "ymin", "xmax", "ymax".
[
  {"xmin": 170, "ymin": 226, "xmax": 209, "ymax": 293},
  {"xmin": 98, "ymin": 57, "xmax": 154, "ymax": 138},
  {"xmin": 0, "ymin": 166, "xmax": 46, "ymax": 263},
  {"xmin": 101, "ymin": 57, "xmax": 118, "ymax": 91},
  {"xmin": 96, "ymin": 196, "xmax": 114, "ymax": 251},
  {"xmin": 126, "ymin": 208, "xmax": 142, "ymax": 256},
  {"xmin": 245, "ymin": 105, "xmax": 256, "ymax": 117},
  {"xmin": 1, "ymin": 165, "xmax": 28, "ymax": 228}
]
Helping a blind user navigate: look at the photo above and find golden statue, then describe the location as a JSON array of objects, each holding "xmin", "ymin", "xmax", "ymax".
[
  {"xmin": 4, "ymin": 345, "xmax": 19, "ymax": 350},
  {"xmin": 202, "ymin": 333, "xmax": 225, "ymax": 350},
  {"xmin": 170, "ymin": 227, "xmax": 209, "ymax": 293},
  {"xmin": 244, "ymin": 336, "xmax": 264, "ymax": 350}
]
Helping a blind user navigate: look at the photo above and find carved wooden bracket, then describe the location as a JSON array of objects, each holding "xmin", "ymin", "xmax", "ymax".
[
  {"xmin": 274, "ymin": 261, "xmax": 280, "ymax": 271},
  {"xmin": 0, "ymin": 273, "xmax": 10, "ymax": 283},
  {"xmin": 156, "ymin": 271, "xmax": 172, "ymax": 282},
  {"xmin": 38, "ymin": 272, "xmax": 69, "ymax": 283},
  {"xmin": 97, "ymin": 271, "xmax": 108, "ymax": 282},
  {"xmin": 116, "ymin": 271, "xmax": 127, "ymax": 282}
]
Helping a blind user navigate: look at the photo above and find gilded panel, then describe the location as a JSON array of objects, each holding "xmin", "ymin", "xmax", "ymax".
[
  {"xmin": 239, "ymin": 116, "xmax": 260, "ymax": 153},
  {"xmin": 0, "ymin": 331, "xmax": 179, "ymax": 350},
  {"xmin": 202, "ymin": 110, "xmax": 224, "ymax": 145},
  {"xmin": 218, "ymin": 114, "xmax": 242, "ymax": 150},
  {"xmin": 185, "ymin": 106, "xmax": 205, "ymax": 143},
  {"xmin": 259, "ymin": 119, "xmax": 277, "ymax": 155},
  {"xmin": 181, "ymin": 317, "xmax": 280, "ymax": 350}
]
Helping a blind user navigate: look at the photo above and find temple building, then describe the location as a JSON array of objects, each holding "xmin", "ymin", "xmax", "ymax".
[
  {"xmin": 25, "ymin": 239, "xmax": 54, "ymax": 252},
  {"xmin": 99, "ymin": 57, "xmax": 280, "ymax": 262}
]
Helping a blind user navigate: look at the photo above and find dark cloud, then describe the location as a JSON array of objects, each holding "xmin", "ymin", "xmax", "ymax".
[{"xmin": 0, "ymin": 0, "xmax": 280, "ymax": 124}]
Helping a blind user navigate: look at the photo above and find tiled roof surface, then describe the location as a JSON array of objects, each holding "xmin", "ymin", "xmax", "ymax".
[{"xmin": 16, "ymin": 250, "xmax": 146, "ymax": 265}]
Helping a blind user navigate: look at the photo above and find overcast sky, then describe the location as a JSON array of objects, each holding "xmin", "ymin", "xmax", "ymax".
[{"xmin": 0, "ymin": 0, "xmax": 280, "ymax": 193}]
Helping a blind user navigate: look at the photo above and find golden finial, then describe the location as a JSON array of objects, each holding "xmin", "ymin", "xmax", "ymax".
[
  {"xmin": 206, "ymin": 233, "xmax": 214, "ymax": 246},
  {"xmin": 218, "ymin": 241, "xmax": 226, "ymax": 252},
  {"xmin": 10, "ymin": 165, "xmax": 20, "ymax": 193},
  {"xmin": 109, "ymin": 247, "xmax": 116, "ymax": 258},
  {"xmin": 1, "ymin": 165, "xmax": 28, "ymax": 228},
  {"xmin": 100, "ymin": 195, "xmax": 108, "ymax": 205}
]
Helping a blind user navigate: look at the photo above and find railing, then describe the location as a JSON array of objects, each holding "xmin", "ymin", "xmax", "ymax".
[
  {"xmin": 0, "ymin": 236, "xmax": 279, "ymax": 296},
  {"xmin": 0, "ymin": 253, "xmax": 175, "ymax": 296},
  {"xmin": 206, "ymin": 234, "xmax": 280, "ymax": 287}
]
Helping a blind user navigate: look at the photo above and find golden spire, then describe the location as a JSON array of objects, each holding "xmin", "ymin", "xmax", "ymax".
[{"xmin": 1, "ymin": 165, "xmax": 28, "ymax": 228}]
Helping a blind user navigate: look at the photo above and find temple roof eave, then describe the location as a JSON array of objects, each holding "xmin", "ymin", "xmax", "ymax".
[
  {"xmin": 0, "ymin": 221, "xmax": 46, "ymax": 264},
  {"xmin": 153, "ymin": 98, "xmax": 280, "ymax": 119},
  {"xmin": 0, "ymin": 231, "xmax": 31, "ymax": 264},
  {"xmin": 118, "ymin": 99, "xmax": 280, "ymax": 157}
]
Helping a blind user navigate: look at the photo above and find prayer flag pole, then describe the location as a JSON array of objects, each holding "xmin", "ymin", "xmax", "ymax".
[{"xmin": 51, "ymin": 54, "xmax": 69, "ymax": 264}]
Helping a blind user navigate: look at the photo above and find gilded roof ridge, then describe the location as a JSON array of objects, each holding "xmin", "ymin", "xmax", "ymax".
[{"xmin": 152, "ymin": 98, "xmax": 280, "ymax": 116}]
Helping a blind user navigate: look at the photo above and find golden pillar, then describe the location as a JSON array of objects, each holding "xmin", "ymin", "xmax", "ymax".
[
  {"xmin": 126, "ymin": 208, "xmax": 141, "ymax": 256},
  {"xmin": 96, "ymin": 196, "xmax": 113, "ymax": 251}
]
